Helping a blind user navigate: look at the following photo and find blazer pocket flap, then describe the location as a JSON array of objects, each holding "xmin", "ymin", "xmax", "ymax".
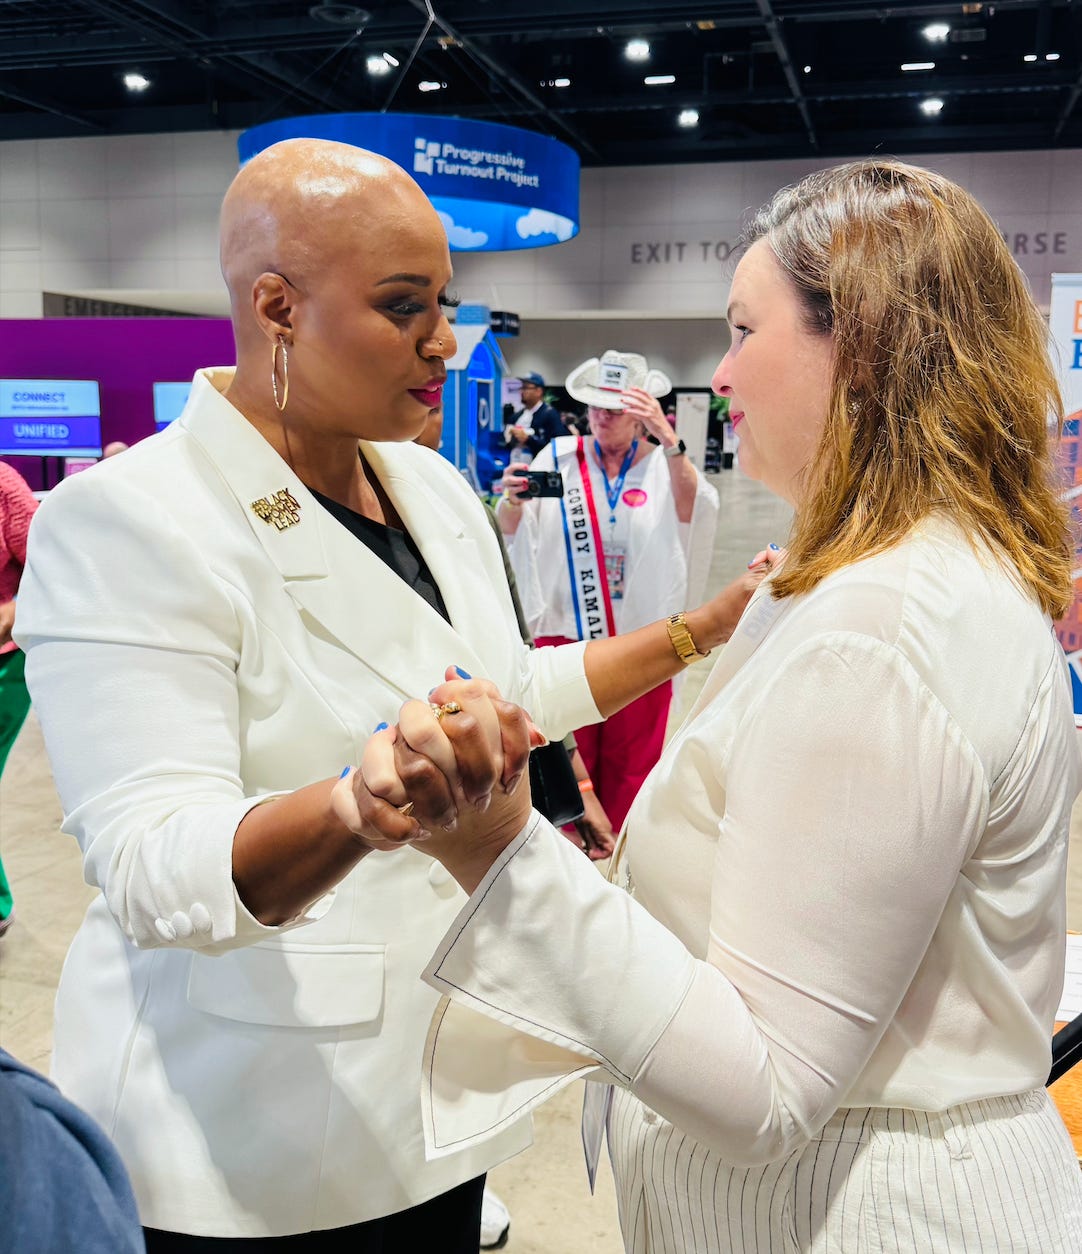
[{"xmin": 187, "ymin": 942, "xmax": 386, "ymax": 1028}]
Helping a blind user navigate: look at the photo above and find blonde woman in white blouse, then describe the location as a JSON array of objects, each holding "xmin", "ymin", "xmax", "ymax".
[{"xmin": 342, "ymin": 160, "xmax": 1082, "ymax": 1252}]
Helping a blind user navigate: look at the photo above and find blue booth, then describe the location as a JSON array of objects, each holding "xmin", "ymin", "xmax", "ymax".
[{"xmin": 439, "ymin": 304, "xmax": 508, "ymax": 494}]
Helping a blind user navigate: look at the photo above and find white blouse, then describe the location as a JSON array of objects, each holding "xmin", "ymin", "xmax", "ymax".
[{"xmin": 422, "ymin": 517, "xmax": 1080, "ymax": 1168}]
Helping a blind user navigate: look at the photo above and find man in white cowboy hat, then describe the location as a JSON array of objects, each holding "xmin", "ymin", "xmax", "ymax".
[{"xmin": 496, "ymin": 349, "xmax": 719, "ymax": 833}]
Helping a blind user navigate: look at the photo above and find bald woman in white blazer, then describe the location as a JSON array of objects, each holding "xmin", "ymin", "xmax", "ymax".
[{"xmin": 14, "ymin": 141, "xmax": 760, "ymax": 1249}]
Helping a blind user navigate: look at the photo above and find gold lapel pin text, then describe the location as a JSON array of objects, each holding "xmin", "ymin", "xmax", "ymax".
[{"xmin": 250, "ymin": 488, "xmax": 301, "ymax": 531}]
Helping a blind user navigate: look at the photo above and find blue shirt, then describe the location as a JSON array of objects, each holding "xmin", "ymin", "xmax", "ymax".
[{"xmin": 0, "ymin": 1049, "xmax": 144, "ymax": 1252}]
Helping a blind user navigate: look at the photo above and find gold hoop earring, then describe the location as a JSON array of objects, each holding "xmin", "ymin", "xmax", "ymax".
[{"xmin": 271, "ymin": 335, "xmax": 290, "ymax": 413}]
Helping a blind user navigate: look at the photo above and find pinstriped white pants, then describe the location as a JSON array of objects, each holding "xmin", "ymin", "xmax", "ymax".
[{"xmin": 608, "ymin": 1086, "xmax": 1082, "ymax": 1252}]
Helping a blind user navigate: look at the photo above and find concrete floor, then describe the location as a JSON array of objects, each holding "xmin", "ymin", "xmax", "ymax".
[{"xmin": 2, "ymin": 466, "xmax": 1081, "ymax": 1252}]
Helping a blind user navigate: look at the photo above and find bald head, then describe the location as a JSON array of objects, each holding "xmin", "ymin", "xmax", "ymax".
[{"xmin": 220, "ymin": 138, "xmax": 441, "ymax": 343}]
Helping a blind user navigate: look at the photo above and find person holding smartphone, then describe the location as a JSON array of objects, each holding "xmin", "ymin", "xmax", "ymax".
[{"xmin": 495, "ymin": 351, "xmax": 719, "ymax": 832}]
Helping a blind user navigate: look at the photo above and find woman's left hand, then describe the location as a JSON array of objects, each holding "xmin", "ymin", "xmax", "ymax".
[
  {"xmin": 339, "ymin": 672, "xmax": 541, "ymax": 891},
  {"xmin": 620, "ymin": 386, "xmax": 672, "ymax": 444}
]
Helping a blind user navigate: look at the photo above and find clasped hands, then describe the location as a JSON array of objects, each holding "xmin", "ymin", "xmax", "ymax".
[{"xmin": 333, "ymin": 668, "xmax": 541, "ymax": 894}]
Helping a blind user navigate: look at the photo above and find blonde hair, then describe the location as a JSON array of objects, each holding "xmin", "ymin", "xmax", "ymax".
[{"xmin": 747, "ymin": 160, "xmax": 1073, "ymax": 618}]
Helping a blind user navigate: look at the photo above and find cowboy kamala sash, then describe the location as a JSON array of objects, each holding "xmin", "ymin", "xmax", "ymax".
[{"xmin": 559, "ymin": 436, "xmax": 617, "ymax": 641}]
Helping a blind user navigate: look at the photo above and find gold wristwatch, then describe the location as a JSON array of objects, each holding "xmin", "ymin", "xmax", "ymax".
[{"xmin": 666, "ymin": 611, "xmax": 710, "ymax": 664}]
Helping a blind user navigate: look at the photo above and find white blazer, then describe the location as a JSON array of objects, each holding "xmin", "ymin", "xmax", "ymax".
[{"xmin": 15, "ymin": 368, "xmax": 600, "ymax": 1238}]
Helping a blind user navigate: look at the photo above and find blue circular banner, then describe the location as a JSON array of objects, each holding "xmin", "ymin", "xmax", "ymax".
[{"xmin": 238, "ymin": 113, "xmax": 580, "ymax": 252}]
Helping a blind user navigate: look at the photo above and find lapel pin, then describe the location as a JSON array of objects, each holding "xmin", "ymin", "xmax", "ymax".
[{"xmin": 250, "ymin": 487, "xmax": 302, "ymax": 531}]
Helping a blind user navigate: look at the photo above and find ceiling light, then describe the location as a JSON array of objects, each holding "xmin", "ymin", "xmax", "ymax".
[
  {"xmin": 678, "ymin": 108, "xmax": 699, "ymax": 127},
  {"xmin": 1047, "ymin": 52, "xmax": 1061, "ymax": 61},
  {"xmin": 308, "ymin": 3, "xmax": 371, "ymax": 24},
  {"xmin": 382, "ymin": 52, "xmax": 399, "ymax": 67},
  {"xmin": 644, "ymin": 74, "xmax": 676, "ymax": 86},
  {"xmin": 1023, "ymin": 53, "xmax": 1038, "ymax": 62},
  {"xmin": 920, "ymin": 97, "xmax": 944, "ymax": 116},
  {"xmin": 803, "ymin": 65, "xmax": 811, "ymax": 74},
  {"xmin": 625, "ymin": 39, "xmax": 650, "ymax": 62},
  {"xmin": 123, "ymin": 72, "xmax": 151, "ymax": 92},
  {"xmin": 901, "ymin": 61, "xmax": 935, "ymax": 71},
  {"xmin": 418, "ymin": 80, "xmax": 444, "ymax": 92},
  {"xmin": 553, "ymin": 77, "xmax": 571, "ymax": 87},
  {"xmin": 366, "ymin": 55, "xmax": 391, "ymax": 76},
  {"xmin": 922, "ymin": 22, "xmax": 950, "ymax": 42}
]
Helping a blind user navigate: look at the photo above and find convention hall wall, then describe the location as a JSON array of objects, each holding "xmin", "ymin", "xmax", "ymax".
[{"xmin": 1, "ymin": 129, "xmax": 1079, "ymax": 385}]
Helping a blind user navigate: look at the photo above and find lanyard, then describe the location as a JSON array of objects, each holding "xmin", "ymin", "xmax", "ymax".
[{"xmin": 594, "ymin": 439, "xmax": 638, "ymax": 523}]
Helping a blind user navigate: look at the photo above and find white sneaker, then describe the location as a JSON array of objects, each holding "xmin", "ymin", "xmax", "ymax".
[{"xmin": 480, "ymin": 1186, "xmax": 510, "ymax": 1250}]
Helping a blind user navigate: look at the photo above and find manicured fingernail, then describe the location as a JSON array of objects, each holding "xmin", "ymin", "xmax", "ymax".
[
  {"xmin": 503, "ymin": 773, "xmax": 521, "ymax": 795},
  {"xmin": 339, "ymin": 766, "xmax": 350, "ymax": 778},
  {"xmin": 454, "ymin": 666, "xmax": 472, "ymax": 679},
  {"xmin": 441, "ymin": 818, "xmax": 458, "ymax": 832},
  {"xmin": 475, "ymin": 793, "xmax": 491, "ymax": 813},
  {"xmin": 747, "ymin": 560, "xmax": 755, "ymax": 569},
  {"xmin": 374, "ymin": 722, "xmax": 388, "ymax": 733},
  {"xmin": 768, "ymin": 543, "xmax": 780, "ymax": 551}
]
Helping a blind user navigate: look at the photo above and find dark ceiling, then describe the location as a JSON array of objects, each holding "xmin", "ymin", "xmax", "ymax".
[{"xmin": 0, "ymin": 1, "xmax": 1081, "ymax": 165}]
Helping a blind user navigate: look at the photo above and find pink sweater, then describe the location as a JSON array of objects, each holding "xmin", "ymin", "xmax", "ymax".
[{"xmin": 0, "ymin": 463, "xmax": 38, "ymax": 653}]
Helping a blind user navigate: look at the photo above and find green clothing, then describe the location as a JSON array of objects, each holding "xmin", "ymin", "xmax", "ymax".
[{"xmin": 0, "ymin": 649, "xmax": 31, "ymax": 920}]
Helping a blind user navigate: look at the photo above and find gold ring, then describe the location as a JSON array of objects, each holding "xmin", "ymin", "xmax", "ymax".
[
  {"xmin": 397, "ymin": 801, "xmax": 415, "ymax": 818},
  {"xmin": 431, "ymin": 701, "xmax": 463, "ymax": 722}
]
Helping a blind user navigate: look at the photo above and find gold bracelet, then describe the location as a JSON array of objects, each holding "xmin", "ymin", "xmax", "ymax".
[{"xmin": 666, "ymin": 611, "xmax": 710, "ymax": 665}]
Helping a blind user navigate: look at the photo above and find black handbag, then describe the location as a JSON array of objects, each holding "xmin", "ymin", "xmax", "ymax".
[{"xmin": 528, "ymin": 740, "xmax": 585, "ymax": 827}]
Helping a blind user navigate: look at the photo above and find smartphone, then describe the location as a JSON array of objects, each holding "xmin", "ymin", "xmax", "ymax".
[{"xmin": 515, "ymin": 470, "xmax": 565, "ymax": 499}]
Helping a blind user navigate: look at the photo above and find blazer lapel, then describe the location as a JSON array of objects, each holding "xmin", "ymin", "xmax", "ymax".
[
  {"xmin": 360, "ymin": 442, "xmax": 491, "ymax": 665},
  {"xmin": 180, "ymin": 369, "xmax": 487, "ymax": 701}
]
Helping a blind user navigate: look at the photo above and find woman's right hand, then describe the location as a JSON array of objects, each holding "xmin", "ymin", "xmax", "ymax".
[
  {"xmin": 337, "ymin": 676, "xmax": 543, "ymax": 890},
  {"xmin": 496, "ymin": 463, "xmax": 532, "ymax": 502}
]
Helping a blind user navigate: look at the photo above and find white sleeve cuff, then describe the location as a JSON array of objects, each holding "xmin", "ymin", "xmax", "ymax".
[{"xmin": 421, "ymin": 813, "xmax": 696, "ymax": 1156}]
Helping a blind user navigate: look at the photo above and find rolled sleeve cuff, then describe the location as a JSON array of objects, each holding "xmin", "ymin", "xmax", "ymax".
[
  {"xmin": 85, "ymin": 792, "xmax": 335, "ymax": 955},
  {"xmin": 522, "ymin": 639, "xmax": 601, "ymax": 741}
]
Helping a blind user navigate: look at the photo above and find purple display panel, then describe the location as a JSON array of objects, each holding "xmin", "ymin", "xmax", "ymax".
[
  {"xmin": 0, "ymin": 414, "xmax": 101, "ymax": 456},
  {"xmin": 1, "ymin": 318, "xmax": 236, "ymax": 490}
]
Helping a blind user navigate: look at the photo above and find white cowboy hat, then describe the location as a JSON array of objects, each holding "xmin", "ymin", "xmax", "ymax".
[{"xmin": 564, "ymin": 350, "xmax": 673, "ymax": 411}]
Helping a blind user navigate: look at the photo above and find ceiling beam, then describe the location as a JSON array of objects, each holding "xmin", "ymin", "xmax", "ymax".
[
  {"xmin": 451, "ymin": 69, "xmax": 1069, "ymax": 126},
  {"xmin": 1052, "ymin": 0, "xmax": 1082, "ymax": 138},
  {"xmin": 598, "ymin": 117, "xmax": 1071, "ymax": 164},
  {"xmin": 404, "ymin": 0, "xmax": 601, "ymax": 159},
  {"xmin": 755, "ymin": 0, "xmax": 818, "ymax": 151},
  {"xmin": 780, "ymin": 0, "xmax": 1070, "ymax": 23},
  {"xmin": 0, "ymin": 77, "xmax": 102, "ymax": 129},
  {"xmin": 1054, "ymin": 70, "xmax": 1082, "ymax": 138},
  {"xmin": 72, "ymin": 0, "xmax": 357, "ymax": 115}
]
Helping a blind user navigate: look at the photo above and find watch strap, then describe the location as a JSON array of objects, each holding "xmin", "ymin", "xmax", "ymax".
[{"xmin": 666, "ymin": 611, "xmax": 709, "ymax": 664}]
